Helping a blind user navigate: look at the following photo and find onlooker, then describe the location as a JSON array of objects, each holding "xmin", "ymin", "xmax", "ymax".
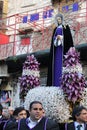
[
  {"xmin": 0, "ymin": 103, "xmax": 3, "ymax": 118},
  {"xmin": 13, "ymin": 107, "xmax": 27, "ymax": 121},
  {"xmin": 18, "ymin": 101, "xmax": 60, "ymax": 130},
  {"xmin": 8, "ymin": 106, "xmax": 14, "ymax": 119},
  {"xmin": 2, "ymin": 109, "xmax": 10, "ymax": 119},
  {"xmin": 0, "ymin": 104, "xmax": 7, "ymax": 130},
  {"xmin": 4, "ymin": 107, "xmax": 27, "ymax": 130},
  {"xmin": 65, "ymin": 105, "xmax": 87, "ymax": 130}
]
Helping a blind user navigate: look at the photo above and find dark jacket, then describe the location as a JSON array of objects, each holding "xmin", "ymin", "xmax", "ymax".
[
  {"xmin": 64, "ymin": 122, "xmax": 87, "ymax": 130},
  {"xmin": 18, "ymin": 117, "xmax": 60, "ymax": 130},
  {"xmin": 3, "ymin": 118, "xmax": 18, "ymax": 130},
  {"xmin": 0, "ymin": 117, "xmax": 8, "ymax": 130}
]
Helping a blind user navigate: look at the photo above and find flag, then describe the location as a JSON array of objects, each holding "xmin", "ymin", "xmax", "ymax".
[
  {"xmin": 23, "ymin": 16, "xmax": 28, "ymax": 23},
  {"xmin": 30, "ymin": 13, "xmax": 39, "ymax": 22},
  {"xmin": 72, "ymin": 2, "xmax": 79, "ymax": 12}
]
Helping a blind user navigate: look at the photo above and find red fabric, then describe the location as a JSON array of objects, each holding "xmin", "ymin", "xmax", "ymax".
[
  {"xmin": 21, "ymin": 37, "xmax": 30, "ymax": 45},
  {"xmin": 0, "ymin": 33, "xmax": 9, "ymax": 44}
]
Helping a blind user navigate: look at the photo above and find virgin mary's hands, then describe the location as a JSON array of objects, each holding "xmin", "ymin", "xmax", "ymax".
[{"xmin": 57, "ymin": 35, "xmax": 63, "ymax": 40}]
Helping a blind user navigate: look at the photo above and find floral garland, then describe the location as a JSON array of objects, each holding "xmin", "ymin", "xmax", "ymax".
[
  {"xmin": 63, "ymin": 47, "xmax": 80, "ymax": 67},
  {"xmin": 19, "ymin": 55, "xmax": 40, "ymax": 98},
  {"xmin": 61, "ymin": 72, "xmax": 86, "ymax": 103},
  {"xmin": 61, "ymin": 47, "xmax": 86, "ymax": 103},
  {"xmin": 24, "ymin": 87, "xmax": 70, "ymax": 123}
]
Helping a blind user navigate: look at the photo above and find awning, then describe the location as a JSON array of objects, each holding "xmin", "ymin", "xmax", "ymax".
[{"xmin": 0, "ymin": 33, "xmax": 9, "ymax": 44}]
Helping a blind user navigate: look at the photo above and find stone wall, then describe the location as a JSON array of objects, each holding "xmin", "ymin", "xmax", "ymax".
[
  {"xmin": 82, "ymin": 61, "xmax": 87, "ymax": 80},
  {"xmin": 40, "ymin": 67, "xmax": 48, "ymax": 86}
]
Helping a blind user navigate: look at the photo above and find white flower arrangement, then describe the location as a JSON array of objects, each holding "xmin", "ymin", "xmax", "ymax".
[
  {"xmin": 22, "ymin": 69, "xmax": 40, "ymax": 77},
  {"xmin": 24, "ymin": 87, "xmax": 70, "ymax": 123},
  {"xmin": 19, "ymin": 55, "xmax": 40, "ymax": 98},
  {"xmin": 63, "ymin": 64, "xmax": 82, "ymax": 74}
]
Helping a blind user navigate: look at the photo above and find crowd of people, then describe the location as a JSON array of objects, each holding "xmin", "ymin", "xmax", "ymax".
[{"xmin": 0, "ymin": 101, "xmax": 87, "ymax": 130}]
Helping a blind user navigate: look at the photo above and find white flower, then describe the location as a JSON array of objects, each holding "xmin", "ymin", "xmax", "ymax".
[
  {"xmin": 22, "ymin": 69, "xmax": 40, "ymax": 77},
  {"xmin": 24, "ymin": 87, "xmax": 70, "ymax": 123},
  {"xmin": 80, "ymin": 88, "xmax": 87, "ymax": 108},
  {"xmin": 63, "ymin": 64, "xmax": 82, "ymax": 74}
]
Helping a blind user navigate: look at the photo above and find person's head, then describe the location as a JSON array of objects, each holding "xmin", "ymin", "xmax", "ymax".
[
  {"xmin": 0, "ymin": 104, "xmax": 3, "ymax": 116},
  {"xmin": 8, "ymin": 106, "xmax": 14, "ymax": 116},
  {"xmin": 72, "ymin": 105, "xmax": 87, "ymax": 123},
  {"xmin": 29, "ymin": 101, "xmax": 44, "ymax": 121},
  {"xmin": 13, "ymin": 107, "xmax": 27, "ymax": 120},
  {"xmin": 55, "ymin": 13, "xmax": 63, "ymax": 25},
  {"xmin": 43, "ymin": 109, "xmax": 45, "ymax": 116},
  {"xmin": 2, "ymin": 109, "xmax": 10, "ymax": 119}
]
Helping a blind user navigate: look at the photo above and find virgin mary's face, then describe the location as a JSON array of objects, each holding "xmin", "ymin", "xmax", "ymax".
[{"xmin": 57, "ymin": 17, "xmax": 62, "ymax": 25}]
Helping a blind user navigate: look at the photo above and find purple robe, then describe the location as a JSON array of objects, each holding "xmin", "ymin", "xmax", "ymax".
[
  {"xmin": 53, "ymin": 26, "xmax": 63, "ymax": 86},
  {"xmin": 47, "ymin": 24, "xmax": 73, "ymax": 87}
]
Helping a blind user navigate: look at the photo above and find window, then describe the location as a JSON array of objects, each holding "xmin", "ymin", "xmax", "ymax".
[{"xmin": 21, "ymin": 37, "xmax": 30, "ymax": 45}]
